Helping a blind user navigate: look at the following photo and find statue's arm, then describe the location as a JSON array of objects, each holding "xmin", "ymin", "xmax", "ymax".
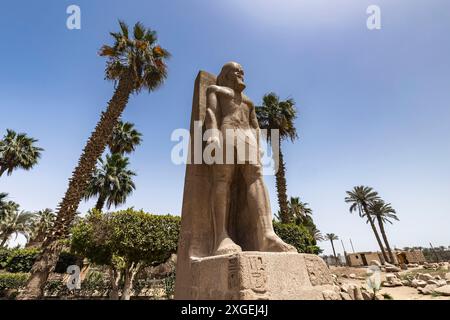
[
  {"xmin": 249, "ymin": 101, "xmax": 264, "ymax": 160},
  {"xmin": 249, "ymin": 101, "xmax": 260, "ymax": 131},
  {"xmin": 205, "ymin": 86, "xmax": 221, "ymax": 144}
]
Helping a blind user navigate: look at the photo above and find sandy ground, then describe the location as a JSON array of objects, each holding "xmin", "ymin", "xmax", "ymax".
[{"xmin": 330, "ymin": 266, "xmax": 450, "ymax": 300}]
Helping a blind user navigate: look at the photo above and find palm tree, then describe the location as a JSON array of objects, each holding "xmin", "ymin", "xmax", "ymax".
[
  {"xmin": 325, "ymin": 233, "xmax": 339, "ymax": 266},
  {"xmin": 20, "ymin": 21, "xmax": 170, "ymax": 299},
  {"xmin": 310, "ymin": 226, "xmax": 324, "ymax": 242},
  {"xmin": 26, "ymin": 209, "xmax": 56, "ymax": 248},
  {"xmin": 108, "ymin": 121, "xmax": 142, "ymax": 155},
  {"xmin": 0, "ymin": 203, "xmax": 36, "ymax": 247},
  {"xmin": 368, "ymin": 200, "xmax": 399, "ymax": 265},
  {"xmin": 256, "ymin": 93, "xmax": 298, "ymax": 223},
  {"xmin": 0, "ymin": 193, "xmax": 8, "ymax": 220},
  {"xmin": 0, "ymin": 129, "xmax": 43, "ymax": 177},
  {"xmin": 84, "ymin": 153, "xmax": 136, "ymax": 211},
  {"xmin": 288, "ymin": 196, "xmax": 312, "ymax": 225},
  {"xmin": 345, "ymin": 185, "xmax": 389, "ymax": 263}
]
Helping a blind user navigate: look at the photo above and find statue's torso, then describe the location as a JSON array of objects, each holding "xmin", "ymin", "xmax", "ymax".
[{"xmin": 215, "ymin": 86, "xmax": 253, "ymax": 131}]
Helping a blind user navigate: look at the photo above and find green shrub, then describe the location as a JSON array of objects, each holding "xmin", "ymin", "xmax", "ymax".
[
  {"xmin": 6, "ymin": 248, "xmax": 40, "ymax": 273},
  {"xmin": 0, "ymin": 248, "xmax": 11, "ymax": 269},
  {"xmin": 82, "ymin": 270, "xmax": 110, "ymax": 292},
  {"xmin": 273, "ymin": 222, "xmax": 321, "ymax": 254},
  {"xmin": 44, "ymin": 279, "xmax": 67, "ymax": 296},
  {"xmin": 0, "ymin": 273, "xmax": 29, "ymax": 296},
  {"xmin": 164, "ymin": 272, "xmax": 176, "ymax": 299},
  {"xmin": 54, "ymin": 251, "xmax": 83, "ymax": 274}
]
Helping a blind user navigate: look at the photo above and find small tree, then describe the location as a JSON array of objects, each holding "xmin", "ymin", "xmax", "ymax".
[
  {"xmin": 273, "ymin": 222, "xmax": 321, "ymax": 254},
  {"xmin": 71, "ymin": 209, "xmax": 180, "ymax": 300},
  {"xmin": 325, "ymin": 233, "xmax": 339, "ymax": 266}
]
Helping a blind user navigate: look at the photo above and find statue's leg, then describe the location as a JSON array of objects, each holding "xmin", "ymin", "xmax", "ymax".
[
  {"xmin": 242, "ymin": 164, "xmax": 297, "ymax": 253},
  {"xmin": 212, "ymin": 164, "xmax": 242, "ymax": 255}
]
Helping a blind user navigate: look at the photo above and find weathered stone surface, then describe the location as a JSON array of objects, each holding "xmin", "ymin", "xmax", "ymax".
[
  {"xmin": 436, "ymin": 280, "xmax": 447, "ymax": 287},
  {"xmin": 418, "ymin": 284, "xmax": 437, "ymax": 295},
  {"xmin": 445, "ymin": 273, "xmax": 450, "ymax": 281},
  {"xmin": 322, "ymin": 290, "xmax": 341, "ymax": 300},
  {"xmin": 340, "ymin": 292, "xmax": 352, "ymax": 300},
  {"xmin": 417, "ymin": 273, "xmax": 433, "ymax": 281},
  {"xmin": 361, "ymin": 290, "xmax": 373, "ymax": 300},
  {"xmin": 370, "ymin": 260, "xmax": 381, "ymax": 267},
  {"xmin": 385, "ymin": 264, "xmax": 401, "ymax": 272},
  {"xmin": 349, "ymin": 273, "xmax": 356, "ymax": 279},
  {"xmin": 411, "ymin": 279, "xmax": 427, "ymax": 288},
  {"xmin": 386, "ymin": 273, "xmax": 396, "ymax": 282},
  {"xmin": 305, "ymin": 255, "xmax": 333, "ymax": 286},
  {"xmin": 353, "ymin": 286, "xmax": 364, "ymax": 300},
  {"xmin": 433, "ymin": 285, "xmax": 450, "ymax": 296},
  {"xmin": 183, "ymin": 252, "xmax": 335, "ymax": 300}
]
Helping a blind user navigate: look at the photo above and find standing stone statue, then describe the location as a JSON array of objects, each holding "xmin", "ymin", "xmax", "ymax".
[
  {"xmin": 205, "ymin": 62, "xmax": 296, "ymax": 255},
  {"xmin": 175, "ymin": 62, "xmax": 337, "ymax": 300}
]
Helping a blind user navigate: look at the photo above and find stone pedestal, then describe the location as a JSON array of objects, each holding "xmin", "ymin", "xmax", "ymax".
[{"xmin": 176, "ymin": 252, "xmax": 339, "ymax": 300}]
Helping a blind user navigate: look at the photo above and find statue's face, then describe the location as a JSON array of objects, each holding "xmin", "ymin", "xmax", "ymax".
[{"xmin": 227, "ymin": 63, "xmax": 246, "ymax": 92}]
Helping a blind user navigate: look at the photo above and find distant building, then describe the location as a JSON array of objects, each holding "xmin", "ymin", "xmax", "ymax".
[
  {"xmin": 396, "ymin": 250, "xmax": 426, "ymax": 264},
  {"xmin": 345, "ymin": 250, "xmax": 426, "ymax": 267},
  {"xmin": 346, "ymin": 252, "xmax": 383, "ymax": 267}
]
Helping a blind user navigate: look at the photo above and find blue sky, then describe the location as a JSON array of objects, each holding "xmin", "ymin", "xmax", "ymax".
[{"xmin": 1, "ymin": 0, "xmax": 449, "ymax": 255}]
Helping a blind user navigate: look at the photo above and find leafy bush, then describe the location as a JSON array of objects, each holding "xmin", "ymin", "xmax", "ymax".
[
  {"xmin": 164, "ymin": 272, "xmax": 176, "ymax": 299},
  {"xmin": 273, "ymin": 222, "xmax": 321, "ymax": 254},
  {"xmin": 44, "ymin": 279, "xmax": 67, "ymax": 296},
  {"xmin": 110, "ymin": 211, "xmax": 181, "ymax": 266},
  {"xmin": 6, "ymin": 248, "xmax": 40, "ymax": 273},
  {"xmin": 71, "ymin": 209, "xmax": 181, "ymax": 299},
  {"xmin": 0, "ymin": 273, "xmax": 28, "ymax": 296},
  {"xmin": 54, "ymin": 251, "xmax": 83, "ymax": 274},
  {"xmin": 0, "ymin": 247, "xmax": 11, "ymax": 269},
  {"xmin": 82, "ymin": 270, "xmax": 110, "ymax": 292}
]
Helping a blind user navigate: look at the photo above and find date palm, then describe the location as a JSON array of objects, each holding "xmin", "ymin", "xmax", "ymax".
[
  {"xmin": 26, "ymin": 209, "xmax": 56, "ymax": 248},
  {"xmin": 109, "ymin": 121, "xmax": 142, "ymax": 155},
  {"xmin": 309, "ymin": 225, "xmax": 324, "ymax": 242},
  {"xmin": 368, "ymin": 200, "xmax": 399, "ymax": 265},
  {"xmin": 20, "ymin": 21, "xmax": 170, "ymax": 299},
  {"xmin": 345, "ymin": 186, "xmax": 389, "ymax": 263},
  {"xmin": 0, "ymin": 129, "xmax": 43, "ymax": 178},
  {"xmin": 256, "ymin": 93, "xmax": 298, "ymax": 223},
  {"xmin": 0, "ymin": 203, "xmax": 36, "ymax": 247},
  {"xmin": 84, "ymin": 153, "xmax": 136, "ymax": 211},
  {"xmin": 0, "ymin": 193, "xmax": 8, "ymax": 220},
  {"xmin": 288, "ymin": 197, "xmax": 312, "ymax": 225},
  {"xmin": 325, "ymin": 233, "xmax": 339, "ymax": 266}
]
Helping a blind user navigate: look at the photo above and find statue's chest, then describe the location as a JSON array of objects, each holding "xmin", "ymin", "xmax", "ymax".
[{"xmin": 220, "ymin": 97, "xmax": 249, "ymax": 117}]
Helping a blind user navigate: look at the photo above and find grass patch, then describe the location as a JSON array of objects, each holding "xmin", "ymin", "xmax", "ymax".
[{"xmin": 399, "ymin": 268, "xmax": 447, "ymax": 281}]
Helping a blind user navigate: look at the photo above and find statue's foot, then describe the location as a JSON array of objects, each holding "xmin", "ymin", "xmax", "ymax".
[
  {"xmin": 261, "ymin": 233, "xmax": 298, "ymax": 253},
  {"xmin": 214, "ymin": 237, "xmax": 242, "ymax": 256}
]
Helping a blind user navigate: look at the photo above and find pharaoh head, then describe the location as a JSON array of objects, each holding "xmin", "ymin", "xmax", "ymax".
[{"xmin": 217, "ymin": 61, "xmax": 246, "ymax": 92}]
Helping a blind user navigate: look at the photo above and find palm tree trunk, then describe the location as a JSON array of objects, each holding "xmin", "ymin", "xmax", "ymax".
[
  {"xmin": 363, "ymin": 206, "xmax": 389, "ymax": 264},
  {"xmin": 95, "ymin": 195, "xmax": 106, "ymax": 211},
  {"xmin": 272, "ymin": 140, "xmax": 289, "ymax": 223},
  {"xmin": 376, "ymin": 216, "xmax": 397, "ymax": 264},
  {"xmin": 18, "ymin": 72, "xmax": 134, "ymax": 300},
  {"xmin": 330, "ymin": 240, "xmax": 338, "ymax": 266}
]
